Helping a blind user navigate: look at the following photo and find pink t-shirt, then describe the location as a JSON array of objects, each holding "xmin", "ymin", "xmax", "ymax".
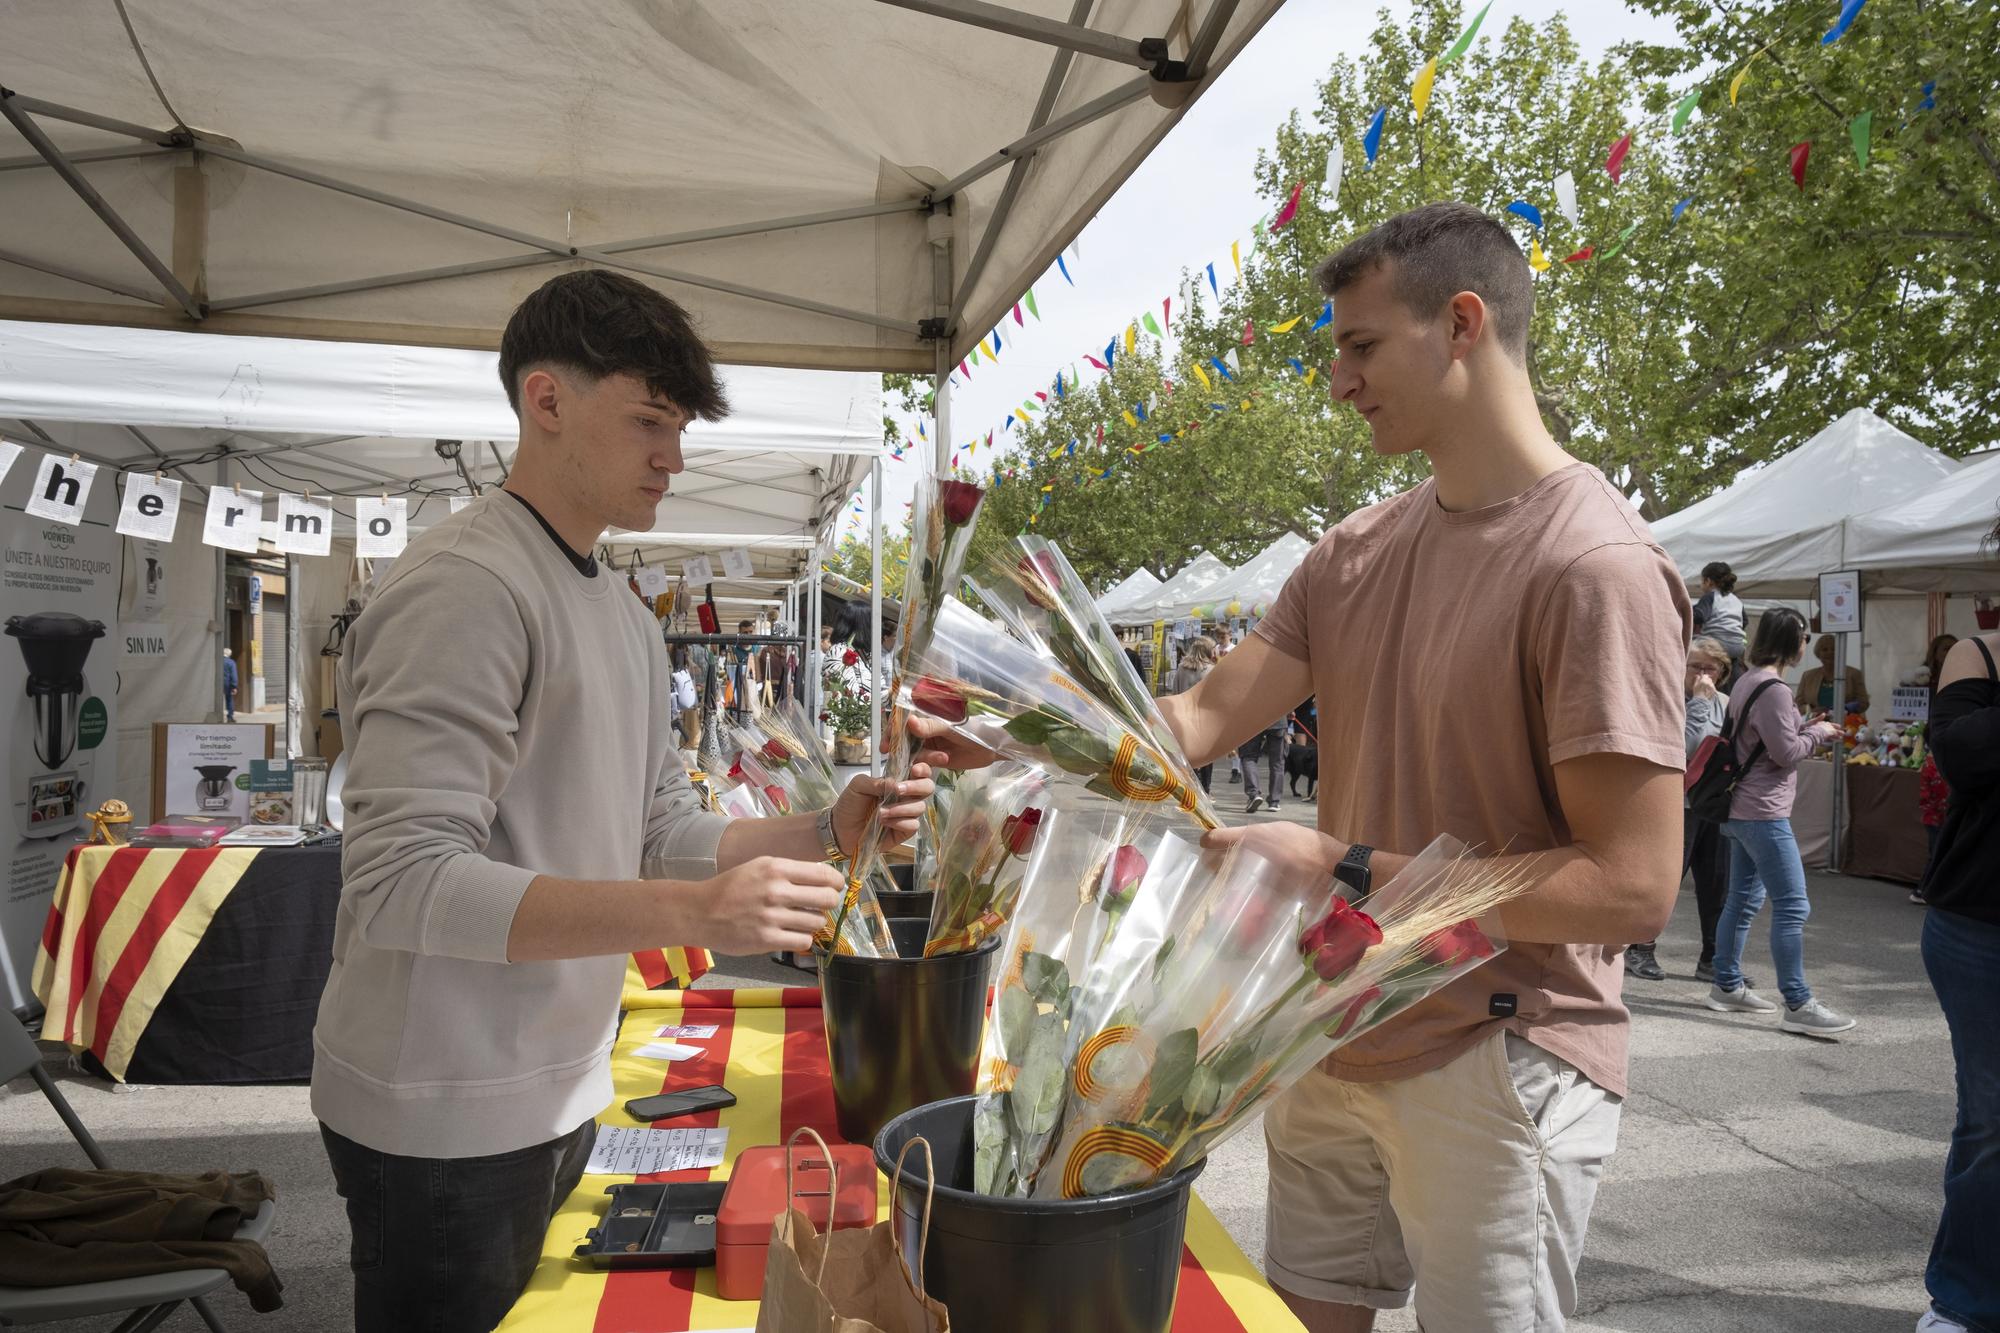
[{"xmin": 1254, "ymin": 463, "xmax": 1690, "ymax": 1097}]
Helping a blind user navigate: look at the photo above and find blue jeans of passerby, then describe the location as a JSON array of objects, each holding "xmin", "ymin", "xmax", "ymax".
[
  {"xmin": 1923, "ymin": 907, "xmax": 2000, "ymax": 1332},
  {"xmin": 1713, "ymin": 818, "xmax": 1812, "ymax": 1008}
]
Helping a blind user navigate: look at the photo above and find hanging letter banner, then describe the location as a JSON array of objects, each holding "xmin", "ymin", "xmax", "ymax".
[
  {"xmin": 115, "ymin": 472, "xmax": 182, "ymax": 541},
  {"xmin": 354, "ymin": 496, "xmax": 408, "ymax": 558},
  {"xmin": 274, "ymin": 493, "xmax": 334, "ymax": 557},
  {"xmin": 24, "ymin": 454, "xmax": 98, "ymax": 527},
  {"xmin": 203, "ymin": 487, "xmax": 265, "ymax": 553}
]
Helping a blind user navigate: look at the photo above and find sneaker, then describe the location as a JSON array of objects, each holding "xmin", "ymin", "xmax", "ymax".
[
  {"xmin": 1782, "ymin": 998, "xmax": 1857, "ymax": 1038},
  {"xmin": 1245, "ymin": 796, "xmax": 1265, "ymax": 814},
  {"xmin": 1267, "ymin": 801, "xmax": 1282, "ymax": 812},
  {"xmin": 1624, "ymin": 945, "xmax": 1665, "ymax": 980},
  {"xmin": 1706, "ymin": 984, "xmax": 1778, "ymax": 1014},
  {"xmin": 1917, "ymin": 1305, "xmax": 1969, "ymax": 1332},
  {"xmin": 1229, "ymin": 772, "xmax": 1241, "ymax": 784},
  {"xmin": 1694, "ymin": 959, "xmax": 1714, "ymax": 982},
  {"xmin": 1909, "ymin": 889, "xmax": 1927, "ymax": 905}
]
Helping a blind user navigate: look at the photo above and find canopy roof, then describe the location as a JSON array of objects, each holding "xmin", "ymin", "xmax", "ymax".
[
  {"xmin": 0, "ymin": 0, "xmax": 1284, "ymax": 373},
  {"xmin": 1847, "ymin": 454, "xmax": 2000, "ymax": 593},
  {"xmin": 0, "ymin": 318, "xmax": 877, "ymax": 597},
  {"xmin": 1649, "ymin": 409, "xmax": 1963, "ymax": 598},
  {"xmin": 1183, "ymin": 530, "xmax": 1310, "ymax": 617},
  {"xmin": 1113, "ymin": 549, "xmax": 1232, "ymax": 623},
  {"xmin": 1093, "ymin": 566, "xmax": 1162, "ymax": 618}
]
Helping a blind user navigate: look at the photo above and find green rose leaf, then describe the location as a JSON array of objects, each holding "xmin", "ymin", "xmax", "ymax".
[
  {"xmin": 1143, "ymin": 1027, "xmax": 1200, "ymax": 1119},
  {"xmin": 973, "ymin": 1095, "xmax": 1015, "ymax": 1196},
  {"xmin": 1182, "ymin": 1063, "xmax": 1223, "ymax": 1120},
  {"xmin": 1010, "ymin": 1011, "xmax": 1070, "ymax": 1138},
  {"xmin": 998, "ymin": 986, "xmax": 1036, "ymax": 1057},
  {"xmin": 1021, "ymin": 951, "xmax": 1070, "ymax": 1008}
]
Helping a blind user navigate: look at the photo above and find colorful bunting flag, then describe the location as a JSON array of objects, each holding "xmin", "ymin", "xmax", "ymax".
[
  {"xmin": 1143, "ymin": 311, "xmax": 1164, "ymax": 338},
  {"xmin": 1162, "ymin": 296, "xmax": 1172, "ymax": 332},
  {"xmin": 1602, "ymin": 220, "xmax": 1641, "ymax": 260},
  {"xmin": 1025, "ymin": 289, "xmax": 1040, "ymax": 320},
  {"xmin": 1790, "ymin": 140, "xmax": 1811, "ymax": 189},
  {"xmin": 1554, "ymin": 170, "xmax": 1579, "ymax": 228},
  {"xmin": 1125, "ymin": 321, "xmax": 1139, "ymax": 355},
  {"xmin": 1012, "ymin": 302, "xmax": 1024, "ymax": 326},
  {"xmin": 1672, "ymin": 90, "xmax": 1701, "ymax": 134},
  {"xmin": 1225, "ymin": 348, "xmax": 1241, "ymax": 377},
  {"xmin": 1206, "ymin": 263, "xmax": 1218, "ymax": 298},
  {"xmin": 1086, "ymin": 354, "xmax": 1108, "ymax": 371},
  {"xmin": 1122, "ymin": 410, "xmax": 1139, "ymax": 428},
  {"xmin": 1606, "ymin": 133, "xmax": 1632, "ymax": 183},
  {"xmin": 1192, "ymin": 362, "xmax": 1213, "ymax": 391},
  {"xmin": 1057, "ymin": 255, "xmax": 1074, "ymax": 285},
  {"xmin": 1563, "ymin": 246, "xmax": 1594, "ymax": 264},
  {"xmin": 1305, "ymin": 367, "xmax": 1317, "ymax": 386},
  {"xmin": 1271, "ymin": 314, "xmax": 1304, "ymax": 334},
  {"xmin": 1672, "ymin": 196, "xmax": 1695, "ymax": 223},
  {"xmin": 1529, "ymin": 236, "xmax": 1551, "ymax": 271},
  {"xmin": 1506, "ymin": 200, "xmax": 1544, "ymax": 229},
  {"xmin": 1210, "ymin": 356, "xmax": 1235, "ymax": 381},
  {"xmin": 1309, "ymin": 301, "xmax": 1333, "ymax": 331},
  {"xmin": 1822, "ymin": 0, "xmax": 1866, "ymax": 44},
  {"xmin": 1363, "ymin": 106, "xmax": 1387, "ymax": 165},
  {"xmin": 1439, "ymin": 0, "xmax": 1492, "ymax": 65},
  {"xmin": 1241, "ymin": 320, "xmax": 1256, "ymax": 346},
  {"xmin": 1231, "ymin": 239, "xmax": 1242, "ymax": 277},
  {"xmin": 969, "ymin": 345, "xmax": 980, "ymax": 366},
  {"xmin": 1850, "ymin": 110, "xmax": 1873, "ymax": 169},
  {"xmin": 989, "ymin": 330, "xmax": 1002, "ymax": 355},
  {"xmin": 1730, "ymin": 50, "xmax": 1764, "ymax": 105},
  {"xmin": 1919, "ymin": 81, "xmax": 1937, "ymax": 111},
  {"xmin": 1412, "ymin": 58, "xmax": 1438, "ymax": 122},
  {"xmin": 1104, "ymin": 338, "xmax": 1117, "ymax": 368},
  {"xmin": 1271, "ymin": 181, "xmax": 1304, "ymax": 230},
  {"xmin": 1288, "ymin": 356, "xmax": 1306, "ymax": 376},
  {"xmin": 959, "ymin": 359, "xmax": 969, "ymax": 377},
  {"xmin": 1325, "ymin": 142, "xmax": 1345, "ymax": 204}
]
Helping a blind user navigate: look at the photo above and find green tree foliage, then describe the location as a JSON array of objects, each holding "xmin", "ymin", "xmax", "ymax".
[
  {"xmin": 968, "ymin": 0, "xmax": 1996, "ymax": 590},
  {"xmin": 828, "ymin": 529, "xmax": 910, "ymax": 600}
]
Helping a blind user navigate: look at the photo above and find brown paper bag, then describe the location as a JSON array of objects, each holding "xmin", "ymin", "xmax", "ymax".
[{"xmin": 754, "ymin": 1128, "xmax": 948, "ymax": 1333}]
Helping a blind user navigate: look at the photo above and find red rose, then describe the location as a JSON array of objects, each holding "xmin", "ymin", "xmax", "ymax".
[
  {"xmin": 1299, "ymin": 899, "xmax": 1383, "ymax": 982},
  {"xmin": 1016, "ymin": 551, "xmax": 1063, "ymax": 609},
  {"xmin": 728, "ymin": 756, "xmax": 747, "ymax": 782},
  {"xmin": 938, "ymin": 480, "xmax": 985, "ymax": 526},
  {"xmin": 761, "ymin": 738, "xmax": 793, "ymax": 764},
  {"xmin": 843, "ymin": 649, "xmax": 861, "ymax": 667},
  {"xmin": 1000, "ymin": 806, "xmax": 1044, "ymax": 856},
  {"xmin": 1328, "ymin": 985, "xmax": 1383, "ymax": 1040},
  {"xmin": 910, "ymin": 676, "xmax": 968, "ymax": 723},
  {"xmin": 1102, "ymin": 844, "xmax": 1147, "ymax": 912},
  {"xmin": 762, "ymin": 785, "xmax": 791, "ymax": 815},
  {"xmin": 818, "ymin": 711, "xmax": 831, "ymax": 723},
  {"xmin": 1421, "ymin": 920, "xmax": 1496, "ymax": 970}
]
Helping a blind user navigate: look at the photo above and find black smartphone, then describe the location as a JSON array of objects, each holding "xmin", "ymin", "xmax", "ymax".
[{"xmin": 625, "ymin": 1085, "xmax": 736, "ymax": 1121}]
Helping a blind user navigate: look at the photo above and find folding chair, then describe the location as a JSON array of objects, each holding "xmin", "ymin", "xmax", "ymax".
[{"xmin": 0, "ymin": 1011, "xmax": 276, "ymax": 1331}]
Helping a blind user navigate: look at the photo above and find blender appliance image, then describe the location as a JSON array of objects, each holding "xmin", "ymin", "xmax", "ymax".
[
  {"xmin": 6, "ymin": 613, "xmax": 106, "ymax": 840},
  {"xmin": 193, "ymin": 765, "xmax": 238, "ymax": 813}
]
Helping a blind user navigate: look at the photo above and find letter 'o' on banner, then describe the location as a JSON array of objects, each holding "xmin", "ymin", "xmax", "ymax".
[
  {"xmin": 116, "ymin": 472, "xmax": 183, "ymax": 540},
  {"xmin": 354, "ymin": 495, "xmax": 409, "ymax": 558}
]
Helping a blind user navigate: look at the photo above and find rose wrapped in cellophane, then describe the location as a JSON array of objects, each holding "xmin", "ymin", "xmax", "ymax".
[
  {"xmin": 919, "ymin": 762, "xmax": 1055, "ymax": 957},
  {"xmin": 720, "ymin": 699, "xmax": 841, "ymax": 811},
  {"xmin": 973, "ymin": 831, "xmax": 1531, "ymax": 1198},
  {"xmin": 902, "ymin": 597, "xmax": 1218, "ymax": 833},
  {"xmin": 964, "ymin": 540, "xmax": 1208, "ymax": 825},
  {"xmin": 837, "ymin": 474, "xmax": 987, "ymax": 954}
]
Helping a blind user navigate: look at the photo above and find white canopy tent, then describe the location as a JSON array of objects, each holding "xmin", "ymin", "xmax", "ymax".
[
  {"xmin": 1113, "ymin": 549, "xmax": 1233, "ymax": 624},
  {"xmin": 1649, "ymin": 408, "xmax": 1963, "ymax": 599},
  {"xmin": 1093, "ymin": 567, "xmax": 1162, "ymax": 619},
  {"xmin": 1848, "ymin": 455, "xmax": 2000, "ymax": 593},
  {"xmin": 1182, "ymin": 531, "xmax": 1310, "ymax": 619},
  {"xmin": 0, "ymin": 0, "xmax": 1285, "ymax": 402}
]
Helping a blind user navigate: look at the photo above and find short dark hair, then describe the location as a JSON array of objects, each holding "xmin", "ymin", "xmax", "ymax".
[
  {"xmin": 1748, "ymin": 607, "xmax": 1807, "ymax": 668},
  {"xmin": 498, "ymin": 269, "xmax": 729, "ymax": 421},
  {"xmin": 1313, "ymin": 202, "xmax": 1533, "ymax": 359},
  {"xmin": 1701, "ymin": 561, "xmax": 1737, "ymax": 594}
]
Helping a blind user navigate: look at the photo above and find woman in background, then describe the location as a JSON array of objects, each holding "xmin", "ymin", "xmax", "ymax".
[{"xmin": 1165, "ymin": 636, "xmax": 1219, "ymax": 793}]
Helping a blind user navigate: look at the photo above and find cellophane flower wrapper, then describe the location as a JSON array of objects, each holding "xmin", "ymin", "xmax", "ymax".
[
  {"xmin": 903, "ymin": 598, "xmax": 1217, "ymax": 833},
  {"xmin": 964, "ymin": 539, "xmax": 1214, "ymax": 829},
  {"xmin": 921, "ymin": 762, "xmax": 1055, "ymax": 957},
  {"xmin": 1027, "ymin": 834, "xmax": 1528, "ymax": 1199},
  {"xmin": 839, "ymin": 474, "xmax": 987, "ymax": 954}
]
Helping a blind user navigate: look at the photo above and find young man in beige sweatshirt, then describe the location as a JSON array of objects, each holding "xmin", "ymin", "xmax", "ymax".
[{"xmin": 313, "ymin": 269, "xmax": 947, "ymax": 1332}]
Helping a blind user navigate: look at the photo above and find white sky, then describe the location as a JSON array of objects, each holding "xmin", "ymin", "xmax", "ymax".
[{"xmin": 840, "ymin": 1, "xmax": 1681, "ymax": 543}]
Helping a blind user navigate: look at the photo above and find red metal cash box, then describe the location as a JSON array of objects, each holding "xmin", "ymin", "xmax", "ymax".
[{"xmin": 715, "ymin": 1138, "xmax": 878, "ymax": 1300}]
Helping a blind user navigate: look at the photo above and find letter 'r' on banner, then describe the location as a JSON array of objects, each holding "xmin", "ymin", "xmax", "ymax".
[
  {"xmin": 25, "ymin": 452, "xmax": 100, "ymax": 527},
  {"xmin": 117, "ymin": 472, "xmax": 182, "ymax": 540},
  {"xmin": 202, "ymin": 486, "xmax": 265, "ymax": 553},
  {"xmin": 354, "ymin": 495, "xmax": 408, "ymax": 558},
  {"xmin": 274, "ymin": 492, "xmax": 334, "ymax": 556}
]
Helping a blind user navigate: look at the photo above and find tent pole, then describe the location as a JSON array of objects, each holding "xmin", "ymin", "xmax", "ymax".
[
  {"xmin": 869, "ymin": 0, "xmax": 1154, "ymax": 67},
  {"xmin": 1829, "ymin": 634, "xmax": 1846, "ymax": 873},
  {"xmin": 286, "ymin": 554, "xmax": 301, "ymax": 757},
  {"xmin": 869, "ymin": 458, "xmax": 884, "ymax": 778}
]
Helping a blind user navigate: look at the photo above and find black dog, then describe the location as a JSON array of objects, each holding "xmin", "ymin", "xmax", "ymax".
[{"xmin": 1286, "ymin": 737, "xmax": 1318, "ymax": 799}]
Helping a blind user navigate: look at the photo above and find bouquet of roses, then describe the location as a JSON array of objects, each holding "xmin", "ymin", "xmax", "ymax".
[
  {"xmin": 901, "ymin": 597, "xmax": 1218, "ymax": 831},
  {"xmin": 919, "ymin": 762, "xmax": 1054, "ymax": 957},
  {"xmin": 972, "ymin": 830, "xmax": 1530, "ymax": 1199},
  {"xmin": 964, "ymin": 539, "xmax": 1202, "ymax": 819}
]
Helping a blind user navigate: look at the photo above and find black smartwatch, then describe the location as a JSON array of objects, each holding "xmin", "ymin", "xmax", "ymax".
[{"xmin": 1332, "ymin": 844, "xmax": 1374, "ymax": 903}]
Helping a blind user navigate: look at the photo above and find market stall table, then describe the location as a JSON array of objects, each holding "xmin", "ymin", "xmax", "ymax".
[
  {"xmin": 33, "ymin": 844, "xmax": 707, "ymax": 1084},
  {"xmin": 500, "ymin": 988, "xmax": 1304, "ymax": 1333},
  {"xmin": 1843, "ymin": 764, "xmax": 1929, "ymax": 884}
]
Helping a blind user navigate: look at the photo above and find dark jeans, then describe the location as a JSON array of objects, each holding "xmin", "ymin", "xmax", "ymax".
[
  {"xmin": 321, "ymin": 1119, "xmax": 594, "ymax": 1333},
  {"xmin": 224, "ymin": 686, "xmax": 236, "ymax": 722},
  {"xmin": 1923, "ymin": 908, "xmax": 2000, "ymax": 1331},
  {"xmin": 1195, "ymin": 763, "xmax": 1213, "ymax": 793},
  {"xmin": 1678, "ymin": 808, "xmax": 1729, "ymax": 962},
  {"xmin": 1238, "ymin": 726, "xmax": 1287, "ymax": 804}
]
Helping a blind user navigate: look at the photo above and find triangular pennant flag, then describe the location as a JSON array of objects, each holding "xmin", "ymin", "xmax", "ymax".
[
  {"xmin": 1134, "ymin": 401, "xmax": 1148, "ymax": 422},
  {"xmin": 1230, "ymin": 239, "xmax": 1242, "ymax": 277},
  {"xmin": 1270, "ymin": 181, "xmax": 1304, "ymax": 230},
  {"xmin": 1104, "ymin": 338, "xmax": 1117, "ymax": 368},
  {"xmin": 969, "ymin": 345, "xmax": 981, "ymax": 366},
  {"xmin": 1054, "ymin": 373, "xmax": 1066, "ymax": 399},
  {"xmin": 1672, "ymin": 89, "xmax": 1701, "ymax": 134},
  {"xmin": 1849, "ymin": 110, "xmax": 1873, "ymax": 169},
  {"xmin": 1790, "ymin": 140, "xmax": 1811, "ymax": 189},
  {"xmin": 1035, "ymin": 391, "xmax": 1048, "ymax": 402},
  {"xmin": 1305, "ymin": 367, "xmax": 1317, "ymax": 386},
  {"xmin": 917, "ymin": 420, "xmax": 927, "ymax": 439},
  {"xmin": 1209, "ymin": 357, "xmax": 1234, "ymax": 381},
  {"xmin": 1012, "ymin": 301, "xmax": 1024, "ymax": 326},
  {"xmin": 1506, "ymin": 201, "xmax": 1544, "ymax": 229},
  {"xmin": 1602, "ymin": 220, "xmax": 1641, "ymax": 260},
  {"xmin": 958, "ymin": 360, "xmax": 969, "ymax": 377},
  {"xmin": 1161, "ymin": 296, "xmax": 1171, "ymax": 332},
  {"xmin": 1919, "ymin": 81, "xmax": 1937, "ymax": 111},
  {"xmin": 1288, "ymin": 357, "xmax": 1306, "ymax": 376},
  {"xmin": 1730, "ymin": 50, "xmax": 1764, "ymax": 106},
  {"xmin": 989, "ymin": 330, "xmax": 1002, "ymax": 355},
  {"xmin": 1241, "ymin": 320, "xmax": 1256, "ymax": 346},
  {"xmin": 1563, "ymin": 246, "xmax": 1594, "ymax": 264},
  {"xmin": 1206, "ymin": 262, "xmax": 1218, "ymax": 298},
  {"xmin": 1822, "ymin": 0, "xmax": 1866, "ymax": 44},
  {"xmin": 1057, "ymin": 255, "xmax": 1074, "ymax": 285},
  {"xmin": 1309, "ymin": 301, "xmax": 1333, "ymax": 331},
  {"xmin": 1324, "ymin": 142, "xmax": 1345, "ymax": 205},
  {"xmin": 966, "ymin": 440, "xmax": 977, "ymax": 458},
  {"xmin": 1606, "ymin": 133, "xmax": 1632, "ymax": 183},
  {"xmin": 1026, "ymin": 288, "xmax": 1040, "ymax": 319},
  {"xmin": 1224, "ymin": 348, "xmax": 1241, "ymax": 376},
  {"xmin": 1412, "ymin": 58, "xmax": 1438, "ymax": 122},
  {"xmin": 1096, "ymin": 423, "xmax": 1105, "ymax": 444},
  {"xmin": 1192, "ymin": 362, "xmax": 1212, "ymax": 391},
  {"xmin": 1672, "ymin": 196, "xmax": 1695, "ymax": 223},
  {"xmin": 1271, "ymin": 315, "xmax": 1304, "ymax": 334},
  {"xmin": 1363, "ymin": 106, "xmax": 1387, "ymax": 165},
  {"xmin": 1529, "ymin": 236, "xmax": 1551, "ymax": 271},
  {"xmin": 952, "ymin": 452, "xmax": 959, "ymax": 467},
  {"xmin": 1005, "ymin": 414, "xmax": 1016, "ymax": 429},
  {"xmin": 1439, "ymin": 0, "xmax": 1492, "ymax": 65},
  {"xmin": 1554, "ymin": 170, "xmax": 1579, "ymax": 227},
  {"xmin": 1122, "ymin": 410, "xmax": 1139, "ymax": 428},
  {"xmin": 986, "ymin": 430, "xmax": 994, "ymax": 447},
  {"xmin": 1125, "ymin": 321, "xmax": 1139, "ymax": 355},
  {"xmin": 1144, "ymin": 311, "xmax": 1164, "ymax": 338},
  {"xmin": 1086, "ymin": 354, "xmax": 1108, "ymax": 371}
]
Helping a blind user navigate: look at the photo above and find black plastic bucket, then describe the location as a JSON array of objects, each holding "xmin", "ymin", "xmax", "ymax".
[
  {"xmin": 816, "ymin": 919, "xmax": 998, "ymax": 1146},
  {"xmin": 873, "ymin": 1095, "xmax": 1203, "ymax": 1333},
  {"xmin": 877, "ymin": 863, "xmax": 934, "ymax": 922}
]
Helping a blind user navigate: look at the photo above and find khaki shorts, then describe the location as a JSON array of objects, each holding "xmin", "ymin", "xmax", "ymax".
[{"xmin": 1264, "ymin": 1031, "xmax": 1622, "ymax": 1332}]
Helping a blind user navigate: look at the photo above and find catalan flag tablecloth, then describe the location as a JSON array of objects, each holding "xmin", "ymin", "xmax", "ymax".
[
  {"xmin": 500, "ymin": 987, "xmax": 1302, "ymax": 1333},
  {"xmin": 33, "ymin": 844, "xmax": 711, "ymax": 1083}
]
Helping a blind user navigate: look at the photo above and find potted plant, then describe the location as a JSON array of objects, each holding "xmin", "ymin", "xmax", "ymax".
[{"xmin": 822, "ymin": 648, "xmax": 873, "ymax": 766}]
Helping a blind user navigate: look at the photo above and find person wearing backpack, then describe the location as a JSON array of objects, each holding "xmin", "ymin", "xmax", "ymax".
[{"xmin": 1705, "ymin": 607, "xmax": 1852, "ymax": 1036}]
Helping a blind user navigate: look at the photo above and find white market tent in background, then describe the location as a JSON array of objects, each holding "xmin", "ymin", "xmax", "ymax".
[
  {"xmin": 1849, "ymin": 454, "xmax": 2000, "ymax": 592},
  {"xmin": 1113, "ymin": 549, "xmax": 1233, "ymax": 625},
  {"xmin": 1093, "ymin": 567, "xmax": 1163, "ymax": 619},
  {"xmin": 0, "ymin": 0, "xmax": 1286, "ymax": 399},
  {"xmin": 1181, "ymin": 531, "xmax": 1310, "ymax": 619}
]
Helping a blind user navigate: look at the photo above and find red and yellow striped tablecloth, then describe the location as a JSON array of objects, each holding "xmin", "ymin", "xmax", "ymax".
[{"xmin": 500, "ymin": 987, "xmax": 1303, "ymax": 1333}]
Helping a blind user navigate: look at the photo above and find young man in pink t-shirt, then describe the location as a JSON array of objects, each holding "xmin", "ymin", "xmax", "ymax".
[{"xmin": 1160, "ymin": 204, "xmax": 1691, "ymax": 1330}]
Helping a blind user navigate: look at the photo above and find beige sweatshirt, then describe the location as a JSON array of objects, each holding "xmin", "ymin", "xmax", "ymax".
[{"xmin": 311, "ymin": 493, "xmax": 728, "ymax": 1158}]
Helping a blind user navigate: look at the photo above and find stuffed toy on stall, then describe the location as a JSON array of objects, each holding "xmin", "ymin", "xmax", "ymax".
[{"xmin": 1902, "ymin": 722, "xmax": 1926, "ymax": 768}]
